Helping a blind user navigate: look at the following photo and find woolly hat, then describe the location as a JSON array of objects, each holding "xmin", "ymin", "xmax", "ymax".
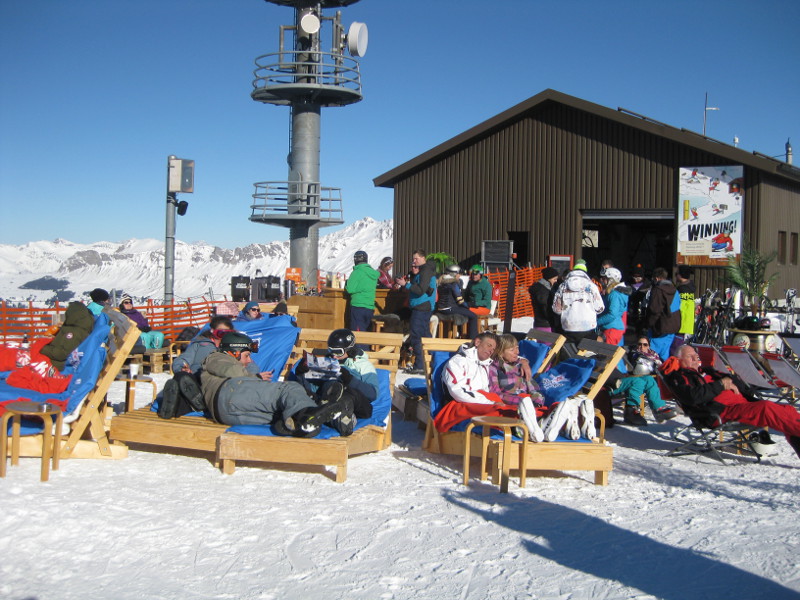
[
  {"xmin": 541, "ymin": 267, "xmax": 559, "ymax": 280},
  {"xmin": 89, "ymin": 288, "xmax": 110, "ymax": 303},
  {"xmin": 119, "ymin": 294, "xmax": 133, "ymax": 307},
  {"xmin": 272, "ymin": 301, "xmax": 288, "ymax": 315},
  {"xmin": 243, "ymin": 301, "xmax": 260, "ymax": 313},
  {"xmin": 215, "ymin": 301, "xmax": 240, "ymax": 317},
  {"xmin": 630, "ymin": 264, "xmax": 645, "ymax": 277},
  {"xmin": 573, "ymin": 259, "xmax": 587, "ymax": 272}
]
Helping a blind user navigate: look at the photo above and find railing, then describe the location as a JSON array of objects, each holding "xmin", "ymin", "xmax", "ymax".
[
  {"xmin": 250, "ymin": 181, "xmax": 344, "ymax": 223},
  {"xmin": 0, "ymin": 302, "xmax": 66, "ymax": 343},
  {"xmin": 252, "ymin": 50, "xmax": 362, "ymax": 96},
  {"xmin": 1, "ymin": 299, "xmax": 221, "ymax": 345},
  {"xmin": 486, "ymin": 266, "xmax": 542, "ymax": 320}
]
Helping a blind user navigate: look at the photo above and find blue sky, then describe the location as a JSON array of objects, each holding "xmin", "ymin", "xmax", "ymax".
[{"xmin": 1, "ymin": 0, "xmax": 798, "ymax": 249}]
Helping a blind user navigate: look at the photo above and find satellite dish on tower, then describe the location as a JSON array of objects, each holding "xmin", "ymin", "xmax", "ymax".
[
  {"xmin": 347, "ymin": 22, "xmax": 368, "ymax": 57},
  {"xmin": 299, "ymin": 12, "xmax": 320, "ymax": 35}
]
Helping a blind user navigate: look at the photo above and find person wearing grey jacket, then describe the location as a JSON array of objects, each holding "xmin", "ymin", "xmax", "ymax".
[{"xmin": 199, "ymin": 332, "xmax": 353, "ymax": 437}]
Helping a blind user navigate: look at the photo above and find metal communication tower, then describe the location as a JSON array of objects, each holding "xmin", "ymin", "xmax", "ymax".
[{"xmin": 250, "ymin": 0, "xmax": 367, "ymax": 286}]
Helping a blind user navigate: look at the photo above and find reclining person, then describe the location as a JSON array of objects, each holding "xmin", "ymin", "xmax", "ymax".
[
  {"xmin": 291, "ymin": 329, "xmax": 378, "ymax": 435},
  {"xmin": 665, "ymin": 345, "xmax": 800, "ymax": 460},
  {"xmin": 160, "ymin": 316, "xmax": 270, "ymax": 419},
  {"xmin": 433, "ymin": 332, "xmax": 531, "ymax": 433},
  {"xmin": 199, "ymin": 332, "xmax": 354, "ymax": 437}
]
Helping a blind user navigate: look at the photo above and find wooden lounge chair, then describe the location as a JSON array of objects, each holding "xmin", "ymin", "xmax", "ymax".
[
  {"xmin": 421, "ymin": 335, "xmax": 618, "ymax": 486},
  {"xmin": 110, "ymin": 329, "xmax": 401, "ymax": 481},
  {"xmin": 2, "ymin": 309, "xmax": 140, "ymax": 461}
]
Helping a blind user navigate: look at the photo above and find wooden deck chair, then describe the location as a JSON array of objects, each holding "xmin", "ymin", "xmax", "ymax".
[
  {"xmin": 2, "ymin": 310, "xmax": 140, "ymax": 461},
  {"xmin": 524, "ymin": 329, "xmax": 566, "ymax": 374},
  {"xmin": 421, "ymin": 336, "xmax": 615, "ymax": 485}
]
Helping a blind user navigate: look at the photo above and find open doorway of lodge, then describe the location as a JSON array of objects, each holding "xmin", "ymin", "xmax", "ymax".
[{"xmin": 581, "ymin": 211, "xmax": 675, "ymax": 344}]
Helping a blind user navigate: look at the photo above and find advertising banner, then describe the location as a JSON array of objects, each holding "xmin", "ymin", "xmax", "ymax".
[{"xmin": 677, "ymin": 165, "xmax": 744, "ymax": 266}]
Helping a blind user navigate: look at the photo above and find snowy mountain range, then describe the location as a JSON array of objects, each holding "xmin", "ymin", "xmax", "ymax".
[{"xmin": 0, "ymin": 217, "xmax": 394, "ymax": 304}]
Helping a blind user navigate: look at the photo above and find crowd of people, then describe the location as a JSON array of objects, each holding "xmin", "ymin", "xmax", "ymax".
[{"xmin": 5, "ymin": 256, "xmax": 799, "ymax": 462}]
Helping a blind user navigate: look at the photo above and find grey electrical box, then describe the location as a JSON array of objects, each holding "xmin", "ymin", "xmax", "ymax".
[{"xmin": 168, "ymin": 158, "xmax": 194, "ymax": 193}]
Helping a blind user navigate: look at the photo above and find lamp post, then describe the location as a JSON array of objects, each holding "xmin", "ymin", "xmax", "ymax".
[
  {"xmin": 164, "ymin": 155, "xmax": 194, "ymax": 304},
  {"xmin": 703, "ymin": 92, "xmax": 719, "ymax": 136}
]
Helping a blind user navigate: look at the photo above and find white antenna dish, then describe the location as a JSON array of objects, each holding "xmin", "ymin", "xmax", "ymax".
[
  {"xmin": 347, "ymin": 22, "xmax": 368, "ymax": 57},
  {"xmin": 299, "ymin": 12, "xmax": 321, "ymax": 36}
]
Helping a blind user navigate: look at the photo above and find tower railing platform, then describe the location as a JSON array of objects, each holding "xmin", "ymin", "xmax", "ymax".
[
  {"xmin": 249, "ymin": 181, "xmax": 344, "ymax": 226},
  {"xmin": 252, "ymin": 50, "xmax": 362, "ymax": 106}
]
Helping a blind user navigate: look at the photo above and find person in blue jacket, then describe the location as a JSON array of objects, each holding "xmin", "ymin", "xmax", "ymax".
[
  {"xmin": 596, "ymin": 267, "xmax": 632, "ymax": 347},
  {"xmin": 398, "ymin": 250, "xmax": 437, "ymax": 375}
]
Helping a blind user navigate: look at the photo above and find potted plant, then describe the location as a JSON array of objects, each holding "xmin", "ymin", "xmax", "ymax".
[
  {"xmin": 426, "ymin": 252, "xmax": 457, "ymax": 275},
  {"xmin": 726, "ymin": 240, "xmax": 778, "ymax": 317}
]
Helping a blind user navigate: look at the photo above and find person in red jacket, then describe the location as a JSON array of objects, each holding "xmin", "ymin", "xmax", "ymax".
[{"xmin": 665, "ymin": 345, "xmax": 800, "ymax": 460}]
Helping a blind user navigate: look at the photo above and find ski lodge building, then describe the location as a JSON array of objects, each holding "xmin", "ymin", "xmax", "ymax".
[{"xmin": 374, "ymin": 89, "xmax": 800, "ymax": 294}]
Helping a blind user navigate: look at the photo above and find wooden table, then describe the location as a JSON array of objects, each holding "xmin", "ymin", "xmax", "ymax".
[
  {"xmin": 115, "ymin": 374, "xmax": 158, "ymax": 413},
  {"xmin": 1, "ymin": 401, "xmax": 63, "ymax": 482},
  {"xmin": 463, "ymin": 416, "xmax": 528, "ymax": 493}
]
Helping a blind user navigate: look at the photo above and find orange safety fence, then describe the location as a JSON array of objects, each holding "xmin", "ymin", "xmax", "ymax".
[
  {"xmin": 486, "ymin": 265, "xmax": 544, "ymax": 321},
  {"xmin": 0, "ymin": 298, "xmax": 232, "ymax": 345}
]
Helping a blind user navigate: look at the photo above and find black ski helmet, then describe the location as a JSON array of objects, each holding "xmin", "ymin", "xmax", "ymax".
[
  {"xmin": 327, "ymin": 328, "xmax": 356, "ymax": 358},
  {"xmin": 219, "ymin": 332, "xmax": 254, "ymax": 354},
  {"xmin": 353, "ymin": 250, "xmax": 368, "ymax": 265}
]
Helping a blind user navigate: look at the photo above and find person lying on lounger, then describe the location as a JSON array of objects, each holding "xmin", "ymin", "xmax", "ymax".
[
  {"xmin": 433, "ymin": 333, "xmax": 530, "ymax": 433},
  {"xmin": 198, "ymin": 332, "xmax": 354, "ymax": 437},
  {"xmin": 665, "ymin": 345, "xmax": 800, "ymax": 460},
  {"xmin": 292, "ymin": 328, "xmax": 378, "ymax": 426},
  {"xmin": 160, "ymin": 316, "xmax": 272, "ymax": 419}
]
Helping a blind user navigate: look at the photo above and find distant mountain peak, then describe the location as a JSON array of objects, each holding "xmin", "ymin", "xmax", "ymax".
[{"xmin": 0, "ymin": 217, "xmax": 394, "ymax": 304}]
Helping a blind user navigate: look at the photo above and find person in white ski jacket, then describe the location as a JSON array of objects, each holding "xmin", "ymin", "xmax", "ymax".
[
  {"xmin": 443, "ymin": 334, "xmax": 498, "ymax": 405},
  {"xmin": 551, "ymin": 264, "xmax": 605, "ymax": 345}
]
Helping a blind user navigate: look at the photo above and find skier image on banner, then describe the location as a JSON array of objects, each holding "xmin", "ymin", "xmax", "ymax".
[{"xmin": 711, "ymin": 232, "xmax": 734, "ymax": 252}]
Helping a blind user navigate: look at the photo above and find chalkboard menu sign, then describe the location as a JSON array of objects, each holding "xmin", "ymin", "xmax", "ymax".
[{"xmin": 547, "ymin": 255, "xmax": 573, "ymax": 277}]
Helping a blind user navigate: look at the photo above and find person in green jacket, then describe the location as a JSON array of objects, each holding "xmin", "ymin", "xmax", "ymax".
[
  {"xmin": 346, "ymin": 250, "xmax": 379, "ymax": 332},
  {"xmin": 464, "ymin": 264, "xmax": 492, "ymax": 315}
]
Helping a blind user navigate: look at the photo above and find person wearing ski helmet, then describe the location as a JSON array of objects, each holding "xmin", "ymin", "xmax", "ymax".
[
  {"xmin": 464, "ymin": 264, "xmax": 492, "ymax": 316},
  {"xmin": 199, "ymin": 332, "xmax": 353, "ymax": 437},
  {"xmin": 345, "ymin": 250, "xmax": 379, "ymax": 334},
  {"xmin": 292, "ymin": 328, "xmax": 379, "ymax": 424}
]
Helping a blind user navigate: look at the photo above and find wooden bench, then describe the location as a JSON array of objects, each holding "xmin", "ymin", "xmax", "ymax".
[{"xmin": 110, "ymin": 329, "xmax": 401, "ymax": 481}]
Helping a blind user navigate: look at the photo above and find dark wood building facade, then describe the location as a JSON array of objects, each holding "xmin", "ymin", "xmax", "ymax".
[{"xmin": 374, "ymin": 89, "xmax": 800, "ymax": 295}]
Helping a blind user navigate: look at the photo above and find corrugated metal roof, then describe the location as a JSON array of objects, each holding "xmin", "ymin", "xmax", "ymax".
[{"xmin": 374, "ymin": 89, "xmax": 800, "ymax": 188}]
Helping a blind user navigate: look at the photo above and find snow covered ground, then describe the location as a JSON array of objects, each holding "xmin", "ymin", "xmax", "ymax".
[{"xmin": 2, "ymin": 326, "xmax": 800, "ymax": 599}]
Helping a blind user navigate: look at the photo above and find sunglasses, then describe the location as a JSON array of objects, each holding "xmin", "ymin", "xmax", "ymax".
[
  {"xmin": 637, "ymin": 342, "xmax": 650, "ymax": 347},
  {"xmin": 249, "ymin": 307, "xmax": 260, "ymax": 313}
]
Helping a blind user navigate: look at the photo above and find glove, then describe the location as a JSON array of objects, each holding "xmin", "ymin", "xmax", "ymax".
[{"xmin": 339, "ymin": 368, "xmax": 353, "ymax": 385}]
